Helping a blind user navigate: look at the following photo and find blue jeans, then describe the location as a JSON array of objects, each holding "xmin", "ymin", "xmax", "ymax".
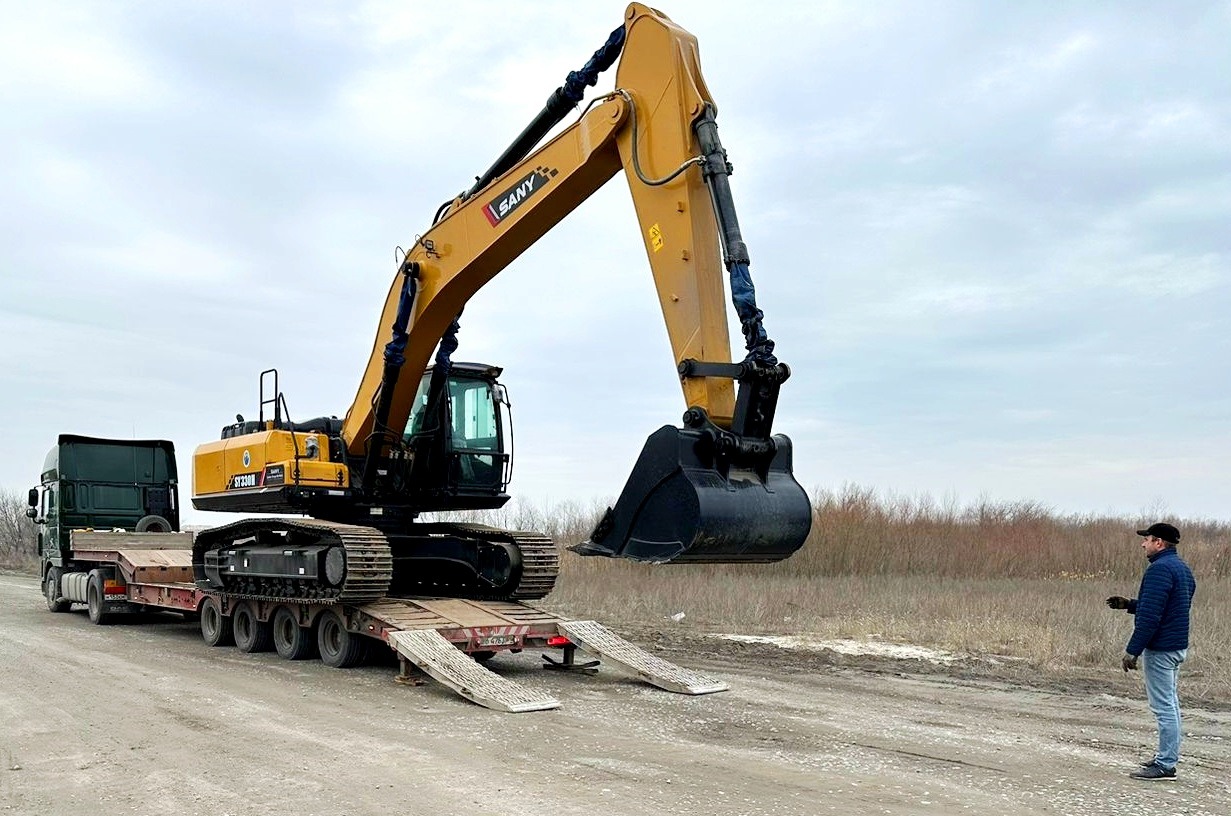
[{"xmin": 1143, "ymin": 648, "xmax": 1188, "ymax": 768}]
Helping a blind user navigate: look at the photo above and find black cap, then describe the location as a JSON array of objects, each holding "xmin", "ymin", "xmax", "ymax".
[{"xmin": 1136, "ymin": 522, "xmax": 1180, "ymax": 545}]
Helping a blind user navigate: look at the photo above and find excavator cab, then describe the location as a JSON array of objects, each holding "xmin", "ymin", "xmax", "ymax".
[{"xmin": 402, "ymin": 362, "xmax": 513, "ymax": 509}]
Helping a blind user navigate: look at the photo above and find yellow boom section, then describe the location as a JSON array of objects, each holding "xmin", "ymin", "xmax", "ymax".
[{"xmin": 341, "ymin": 3, "xmax": 736, "ymax": 457}]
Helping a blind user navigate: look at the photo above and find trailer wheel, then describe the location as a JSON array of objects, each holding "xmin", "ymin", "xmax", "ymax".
[
  {"xmin": 471, "ymin": 651, "xmax": 497, "ymax": 664},
  {"xmin": 233, "ymin": 602, "xmax": 273, "ymax": 653},
  {"xmin": 86, "ymin": 573, "xmax": 112, "ymax": 625},
  {"xmin": 317, "ymin": 609, "xmax": 365, "ymax": 668},
  {"xmin": 44, "ymin": 567, "xmax": 71, "ymax": 613},
  {"xmin": 272, "ymin": 607, "xmax": 317, "ymax": 661},
  {"xmin": 200, "ymin": 596, "xmax": 234, "ymax": 647}
]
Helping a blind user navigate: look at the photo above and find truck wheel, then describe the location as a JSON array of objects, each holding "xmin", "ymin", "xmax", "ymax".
[
  {"xmin": 317, "ymin": 609, "xmax": 365, "ymax": 668},
  {"xmin": 86, "ymin": 573, "xmax": 112, "ymax": 625},
  {"xmin": 200, "ymin": 597, "xmax": 234, "ymax": 647},
  {"xmin": 44, "ymin": 567, "xmax": 71, "ymax": 613},
  {"xmin": 134, "ymin": 514, "xmax": 172, "ymax": 533},
  {"xmin": 233, "ymin": 601, "xmax": 273, "ymax": 653},
  {"xmin": 272, "ymin": 606, "xmax": 317, "ymax": 660}
]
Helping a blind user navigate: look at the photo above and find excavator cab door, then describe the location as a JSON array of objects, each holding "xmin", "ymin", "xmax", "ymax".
[
  {"xmin": 444, "ymin": 374, "xmax": 506, "ymax": 493},
  {"xmin": 403, "ymin": 362, "xmax": 512, "ymax": 509}
]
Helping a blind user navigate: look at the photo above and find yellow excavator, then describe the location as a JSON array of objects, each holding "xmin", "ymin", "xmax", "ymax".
[{"xmin": 190, "ymin": 3, "xmax": 812, "ymax": 604}]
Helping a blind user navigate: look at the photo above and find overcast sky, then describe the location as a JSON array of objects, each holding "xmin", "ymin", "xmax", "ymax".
[{"xmin": 2, "ymin": 1, "xmax": 1229, "ymax": 525}]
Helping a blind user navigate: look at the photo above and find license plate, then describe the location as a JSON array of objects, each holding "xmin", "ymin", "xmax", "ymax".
[{"xmin": 478, "ymin": 634, "xmax": 517, "ymax": 647}]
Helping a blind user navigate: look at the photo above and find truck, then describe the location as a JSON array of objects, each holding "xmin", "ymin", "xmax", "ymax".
[
  {"xmin": 30, "ymin": 434, "xmax": 727, "ymax": 712},
  {"xmin": 31, "ymin": 434, "xmax": 188, "ymax": 622}
]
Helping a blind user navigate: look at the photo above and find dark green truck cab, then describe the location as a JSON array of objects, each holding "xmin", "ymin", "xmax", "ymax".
[{"xmin": 28, "ymin": 435, "xmax": 182, "ymax": 617}]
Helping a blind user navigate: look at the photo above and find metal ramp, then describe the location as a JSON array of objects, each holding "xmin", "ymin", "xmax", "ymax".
[
  {"xmin": 389, "ymin": 629, "xmax": 560, "ymax": 713},
  {"xmin": 559, "ymin": 620, "xmax": 729, "ymax": 695}
]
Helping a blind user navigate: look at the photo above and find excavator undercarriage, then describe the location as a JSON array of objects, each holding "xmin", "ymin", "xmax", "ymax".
[{"xmin": 193, "ymin": 518, "xmax": 559, "ymax": 603}]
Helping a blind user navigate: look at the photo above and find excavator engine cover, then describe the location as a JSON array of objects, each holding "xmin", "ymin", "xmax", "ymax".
[{"xmin": 572, "ymin": 425, "xmax": 811, "ymax": 563}]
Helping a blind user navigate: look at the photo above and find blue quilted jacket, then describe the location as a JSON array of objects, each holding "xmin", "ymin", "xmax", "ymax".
[{"xmin": 1125, "ymin": 547, "xmax": 1196, "ymax": 656}]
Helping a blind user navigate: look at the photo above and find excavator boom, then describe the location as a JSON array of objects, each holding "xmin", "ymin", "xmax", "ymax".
[{"xmin": 337, "ymin": 3, "xmax": 811, "ymax": 564}]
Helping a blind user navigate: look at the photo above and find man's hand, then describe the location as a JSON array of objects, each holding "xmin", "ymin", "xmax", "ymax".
[
  {"xmin": 1122, "ymin": 653, "xmax": 1139, "ymax": 672},
  {"xmin": 1106, "ymin": 596, "xmax": 1131, "ymax": 610}
]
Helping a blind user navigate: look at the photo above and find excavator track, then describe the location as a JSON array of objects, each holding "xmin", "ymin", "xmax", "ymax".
[
  {"xmin": 445, "ymin": 523, "xmax": 560, "ymax": 601},
  {"xmin": 195, "ymin": 519, "xmax": 558, "ymax": 603},
  {"xmin": 384, "ymin": 522, "xmax": 560, "ymax": 601},
  {"xmin": 193, "ymin": 519, "xmax": 393, "ymax": 604}
]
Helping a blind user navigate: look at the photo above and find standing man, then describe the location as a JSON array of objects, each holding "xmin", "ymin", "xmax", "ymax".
[{"xmin": 1106, "ymin": 522, "xmax": 1197, "ymax": 781}]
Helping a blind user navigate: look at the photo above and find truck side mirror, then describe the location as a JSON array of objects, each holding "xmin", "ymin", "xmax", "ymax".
[
  {"xmin": 27, "ymin": 488, "xmax": 37, "ymax": 507},
  {"xmin": 25, "ymin": 507, "xmax": 38, "ymax": 520}
]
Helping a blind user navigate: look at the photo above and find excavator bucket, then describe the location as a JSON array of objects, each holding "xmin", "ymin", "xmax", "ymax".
[{"xmin": 570, "ymin": 425, "xmax": 812, "ymax": 563}]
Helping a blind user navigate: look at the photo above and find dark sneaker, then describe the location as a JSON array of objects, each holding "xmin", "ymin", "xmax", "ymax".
[{"xmin": 1130, "ymin": 763, "xmax": 1176, "ymax": 781}]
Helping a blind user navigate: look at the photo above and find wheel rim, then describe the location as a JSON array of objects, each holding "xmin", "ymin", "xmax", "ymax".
[
  {"xmin": 275, "ymin": 614, "xmax": 294, "ymax": 645},
  {"xmin": 234, "ymin": 606, "xmax": 252, "ymax": 644},
  {"xmin": 322, "ymin": 618, "xmax": 341, "ymax": 655}
]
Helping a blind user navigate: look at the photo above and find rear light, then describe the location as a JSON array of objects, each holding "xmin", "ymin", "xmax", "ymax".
[
  {"xmin": 103, "ymin": 580, "xmax": 126, "ymax": 596},
  {"xmin": 546, "ymin": 635, "xmax": 570, "ymax": 647}
]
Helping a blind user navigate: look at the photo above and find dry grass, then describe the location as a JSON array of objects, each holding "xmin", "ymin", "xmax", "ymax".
[{"xmin": 444, "ymin": 486, "xmax": 1231, "ymax": 700}]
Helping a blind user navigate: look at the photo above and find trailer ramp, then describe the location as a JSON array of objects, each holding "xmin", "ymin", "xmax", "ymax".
[
  {"xmin": 390, "ymin": 629, "xmax": 560, "ymax": 713},
  {"xmin": 559, "ymin": 620, "xmax": 728, "ymax": 695}
]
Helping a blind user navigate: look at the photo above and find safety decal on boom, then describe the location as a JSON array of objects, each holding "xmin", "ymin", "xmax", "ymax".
[{"xmin": 649, "ymin": 222, "xmax": 664, "ymax": 252}]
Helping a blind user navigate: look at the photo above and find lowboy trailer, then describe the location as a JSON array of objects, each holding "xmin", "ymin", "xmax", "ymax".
[{"xmin": 47, "ymin": 530, "xmax": 727, "ymax": 713}]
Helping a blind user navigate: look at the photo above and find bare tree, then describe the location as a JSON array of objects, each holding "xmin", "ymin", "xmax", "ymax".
[{"xmin": 0, "ymin": 487, "xmax": 39, "ymax": 571}]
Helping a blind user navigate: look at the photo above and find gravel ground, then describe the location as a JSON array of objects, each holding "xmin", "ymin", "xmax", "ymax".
[{"xmin": 1, "ymin": 572, "xmax": 1228, "ymax": 816}]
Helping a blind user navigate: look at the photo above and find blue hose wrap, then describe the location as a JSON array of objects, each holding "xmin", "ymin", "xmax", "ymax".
[
  {"xmin": 730, "ymin": 262, "xmax": 777, "ymax": 365},
  {"xmin": 434, "ymin": 315, "xmax": 462, "ymax": 375},
  {"xmin": 562, "ymin": 26, "xmax": 626, "ymax": 104},
  {"xmin": 382, "ymin": 273, "xmax": 417, "ymax": 367}
]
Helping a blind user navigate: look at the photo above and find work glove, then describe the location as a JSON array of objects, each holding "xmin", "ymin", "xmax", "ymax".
[
  {"xmin": 1122, "ymin": 653, "xmax": 1139, "ymax": 672},
  {"xmin": 1106, "ymin": 596, "xmax": 1131, "ymax": 610}
]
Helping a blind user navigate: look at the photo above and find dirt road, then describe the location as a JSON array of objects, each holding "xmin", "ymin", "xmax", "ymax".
[{"xmin": 1, "ymin": 573, "xmax": 1227, "ymax": 816}]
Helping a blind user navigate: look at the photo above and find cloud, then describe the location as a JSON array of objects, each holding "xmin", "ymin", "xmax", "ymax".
[{"xmin": 2, "ymin": 1, "xmax": 1229, "ymax": 523}]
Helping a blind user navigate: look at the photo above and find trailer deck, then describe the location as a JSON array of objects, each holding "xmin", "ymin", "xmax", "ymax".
[{"xmin": 64, "ymin": 530, "xmax": 728, "ymax": 711}]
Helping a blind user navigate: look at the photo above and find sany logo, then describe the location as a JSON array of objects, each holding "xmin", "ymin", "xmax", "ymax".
[{"xmin": 483, "ymin": 167, "xmax": 556, "ymax": 226}]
